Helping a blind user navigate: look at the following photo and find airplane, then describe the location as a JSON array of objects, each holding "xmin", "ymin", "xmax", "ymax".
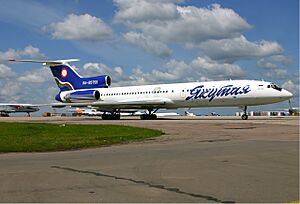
[
  {"xmin": 9, "ymin": 59, "xmax": 293, "ymax": 120},
  {"xmin": 0, "ymin": 103, "xmax": 39, "ymax": 117},
  {"xmin": 184, "ymin": 111, "xmax": 196, "ymax": 117}
]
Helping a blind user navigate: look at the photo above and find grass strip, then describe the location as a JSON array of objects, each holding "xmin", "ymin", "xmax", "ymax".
[{"xmin": 0, "ymin": 122, "xmax": 162, "ymax": 152}]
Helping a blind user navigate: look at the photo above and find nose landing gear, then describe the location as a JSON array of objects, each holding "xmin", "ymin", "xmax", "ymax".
[{"xmin": 241, "ymin": 106, "xmax": 248, "ymax": 120}]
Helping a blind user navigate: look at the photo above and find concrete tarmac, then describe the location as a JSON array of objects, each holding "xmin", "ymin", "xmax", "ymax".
[{"xmin": 0, "ymin": 116, "xmax": 299, "ymax": 202}]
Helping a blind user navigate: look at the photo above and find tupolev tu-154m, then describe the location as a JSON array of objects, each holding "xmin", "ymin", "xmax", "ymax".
[{"xmin": 9, "ymin": 59, "xmax": 293, "ymax": 120}]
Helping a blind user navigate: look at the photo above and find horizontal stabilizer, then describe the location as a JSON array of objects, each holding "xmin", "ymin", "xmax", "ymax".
[{"xmin": 9, "ymin": 59, "xmax": 80, "ymax": 66}]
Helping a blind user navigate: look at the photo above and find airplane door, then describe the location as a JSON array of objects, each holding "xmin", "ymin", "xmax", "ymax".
[{"xmin": 180, "ymin": 88, "xmax": 187, "ymax": 98}]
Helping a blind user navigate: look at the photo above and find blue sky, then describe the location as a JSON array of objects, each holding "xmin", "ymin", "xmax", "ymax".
[{"xmin": 0, "ymin": 0, "xmax": 298, "ymax": 115}]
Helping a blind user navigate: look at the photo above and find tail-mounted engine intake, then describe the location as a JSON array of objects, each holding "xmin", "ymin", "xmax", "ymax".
[
  {"xmin": 80, "ymin": 75, "xmax": 111, "ymax": 89},
  {"xmin": 62, "ymin": 90, "xmax": 100, "ymax": 103}
]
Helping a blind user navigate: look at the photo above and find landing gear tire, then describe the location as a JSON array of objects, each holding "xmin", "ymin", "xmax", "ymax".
[
  {"xmin": 150, "ymin": 114, "xmax": 157, "ymax": 120},
  {"xmin": 102, "ymin": 114, "xmax": 120, "ymax": 120},
  {"xmin": 240, "ymin": 106, "xmax": 248, "ymax": 120},
  {"xmin": 102, "ymin": 114, "xmax": 108, "ymax": 120},
  {"xmin": 140, "ymin": 114, "xmax": 146, "ymax": 120},
  {"xmin": 241, "ymin": 114, "xmax": 248, "ymax": 120},
  {"xmin": 113, "ymin": 114, "xmax": 121, "ymax": 120},
  {"xmin": 140, "ymin": 114, "xmax": 157, "ymax": 120},
  {"xmin": 0, "ymin": 113, "xmax": 9, "ymax": 117}
]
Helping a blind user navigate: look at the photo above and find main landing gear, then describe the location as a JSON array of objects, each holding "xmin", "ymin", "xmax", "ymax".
[
  {"xmin": 102, "ymin": 109, "xmax": 121, "ymax": 120},
  {"xmin": 0, "ymin": 112, "xmax": 9, "ymax": 117},
  {"xmin": 140, "ymin": 109, "xmax": 158, "ymax": 120},
  {"xmin": 102, "ymin": 113, "xmax": 120, "ymax": 120},
  {"xmin": 241, "ymin": 106, "xmax": 248, "ymax": 120},
  {"xmin": 101, "ymin": 108, "xmax": 159, "ymax": 120}
]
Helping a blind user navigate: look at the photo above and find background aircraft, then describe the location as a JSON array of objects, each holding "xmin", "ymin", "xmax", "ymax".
[
  {"xmin": 288, "ymin": 100, "xmax": 299, "ymax": 116},
  {"xmin": 0, "ymin": 104, "xmax": 39, "ymax": 117},
  {"xmin": 9, "ymin": 59, "xmax": 293, "ymax": 120}
]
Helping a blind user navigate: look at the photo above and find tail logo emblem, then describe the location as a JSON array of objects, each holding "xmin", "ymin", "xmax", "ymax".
[{"xmin": 61, "ymin": 68, "xmax": 68, "ymax": 78}]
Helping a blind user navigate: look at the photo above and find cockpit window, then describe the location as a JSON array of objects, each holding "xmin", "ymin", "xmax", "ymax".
[{"xmin": 268, "ymin": 83, "xmax": 282, "ymax": 91}]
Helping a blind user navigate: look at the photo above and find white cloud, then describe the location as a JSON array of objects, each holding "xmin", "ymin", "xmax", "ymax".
[
  {"xmin": 82, "ymin": 63, "xmax": 124, "ymax": 82},
  {"xmin": 264, "ymin": 69, "xmax": 288, "ymax": 80},
  {"xmin": 269, "ymin": 55, "xmax": 293, "ymax": 65},
  {"xmin": 257, "ymin": 55, "xmax": 293, "ymax": 70},
  {"xmin": 115, "ymin": 2, "xmax": 251, "ymax": 45},
  {"xmin": 20, "ymin": 45, "xmax": 46, "ymax": 59},
  {"xmin": 0, "ymin": 46, "xmax": 53, "ymax": 104},
  {"xmin": 0, "ymin": 81, "xmax": 22, "ymax": 102},
  {"xmin": 0, "ymin": 64, "xmax": 16, "ymax": 78},
  {"xmin": 127, "ymin": 66, "xmax": 152, "ymax": 85},
  {"xmin": 0, "ymin": 49, "xmax": 19, "ymax": 61},
  {"xmin": 125, "ymin": 59, "xmax": 190, "ymax": 85},
  {"xmin": 282, "ymin": 79, "xmax": 299, "ymax": 96},
  {"xmin": 0, "ymin": 45, "xmax": 46, "ymax": 61},
  {"xmin": 17, "ymin": 67, "xmax": 51, "ymax": 83},
  {"xmin": 257, "ymin": 58, "xmax": 278, "ymax": 69},
  {"xmin": 191, "ymin": 56, "xmax": 245, "ymax": 79},
  {"xmin": 125, "ymin": 56, "xmax": 245, "ymax": 85},
  {"xmin": 114, "ymin": 0, "xmax": 180, "ymax": 23},
  {"xmin": 199, "ymin": 35, "xmax": 283, "ymax": 62},
  {"xmin": 46, "ymin": 86, "xmax": 59, "ymax": 102},
  {"xmin": 114, "ymin": 0, "xmax": 287, "ymax": 68},
  {"xmin": 0, "ymin": 66, "xmax": 57, "ymax": 103},
  {"xmin": 257, "ymin": 54, "xmax": 291, "ymax": 80},
  {"xmin": 44, "ymin": 14, "xmax": 113, "ymax": 41},
  {"xmin": 62, "ymin": 56, "xmax": 245, "ymax": 87},
  {"xmin": 124, "ymin": 32, "xmax": 171, "ymax": 57}
]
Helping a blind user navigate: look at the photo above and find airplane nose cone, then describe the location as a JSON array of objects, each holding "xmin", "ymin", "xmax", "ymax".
[{"xmin": 283, "ymin": 89, "xmax": 293, "ymax": 99}]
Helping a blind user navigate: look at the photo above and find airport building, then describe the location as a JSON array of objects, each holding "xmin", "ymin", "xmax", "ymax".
[{"xmin": 235, "ymin": 111, "xmax": 291, "ymax": 117}]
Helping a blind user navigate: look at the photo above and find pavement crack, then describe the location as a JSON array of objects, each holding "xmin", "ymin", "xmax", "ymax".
[
  {"xmin": 198, "ymin": 139, "xmax": 231, "ymax": 143},
  {"xmin": 51, "ymin": 165, "xmax": 235, "ymax": 203}
]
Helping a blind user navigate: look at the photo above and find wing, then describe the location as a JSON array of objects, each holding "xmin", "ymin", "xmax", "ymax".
[{"xmin": 40, "ymin": 98, "xmax": 175, "ymax": 110}]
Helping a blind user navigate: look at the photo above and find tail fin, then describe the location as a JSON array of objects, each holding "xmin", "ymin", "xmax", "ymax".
[
  {"xmin": 9, "ymin": 59, "xmax": 111, "ymax": 92},
  {"xmin": 9, "ymin": 59, "xmax": 81, "ymax": 91},
  {"xmin": 50, "ymin": 64, "xmax": 82, "ymax": 91}
]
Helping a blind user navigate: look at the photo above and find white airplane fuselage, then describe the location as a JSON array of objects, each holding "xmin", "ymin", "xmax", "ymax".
[{"xmin": 59, "ymin": 80, "xmax": 292, "ymax": 109}]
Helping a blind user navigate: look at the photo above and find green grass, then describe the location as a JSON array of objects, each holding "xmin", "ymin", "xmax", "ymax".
[{"xmin": 0, "ymin": 122, "xmax": 162, "ymax": 153}]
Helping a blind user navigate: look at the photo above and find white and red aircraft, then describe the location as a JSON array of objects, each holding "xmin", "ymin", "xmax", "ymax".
[
  {"xmin": 0, "ymin": 103, "xmax": 39, "ymax": 117},
  {"xmin": 9, "ymin": 59, "xmax": 293, "ymax": 120}
]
